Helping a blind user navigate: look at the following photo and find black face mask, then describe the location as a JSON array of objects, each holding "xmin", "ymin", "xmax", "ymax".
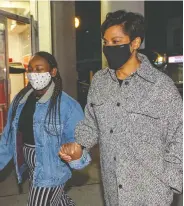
[{"xmin": 103, "ymin": 43, "xmax": 132, "ymax": 70}]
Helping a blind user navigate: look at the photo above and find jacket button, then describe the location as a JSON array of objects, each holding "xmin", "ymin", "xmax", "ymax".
[
  {"xmin": 117, "ymin": 102, "xmax": 120, "ymax": 107},
  {"xmin": 179, "ymin": 169, "xmax": 183, "ymax": 174},
  {"xmin": 119, "ymin": 184, "xmax": 122, "ymax": 189},
  {"xmin": 110, "ymin": 129, "xmax": 113, "ymax": 134},
  {"xmin": 125, "ymin": 81, "xmax": 129, "ymax": 85},
  {"xmin": 114, "ymin": 157, "xmax": 116, "ymax": 161}
]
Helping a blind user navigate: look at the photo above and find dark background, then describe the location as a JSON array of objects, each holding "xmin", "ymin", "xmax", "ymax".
[
  {"xmin": 145, "ymin": 1, "xmax": 183, "ymax": 53},
  {"xmin": 75, "ymin": 1, "xmax": 183, "ymax": 61}
]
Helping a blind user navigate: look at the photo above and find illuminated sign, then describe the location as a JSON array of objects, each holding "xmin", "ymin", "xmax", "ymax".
[{"xmin": 168, "ymin": 56, "xmax": 183, "ymax": 63}]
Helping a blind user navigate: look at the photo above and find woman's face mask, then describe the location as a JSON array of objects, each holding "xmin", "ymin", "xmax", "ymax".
[
  {"xmin": 103, "ymin": 43, "xmax": 132, "ymax": 70},
  {"xmin": 102, "ymin": 25, "xmax": 136, "ymax": 70}
]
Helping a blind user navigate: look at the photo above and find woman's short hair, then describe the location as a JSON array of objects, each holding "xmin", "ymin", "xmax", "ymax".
[{"xmin": 101, "ymin": 10, "xmax": 145, "ymax": 43}]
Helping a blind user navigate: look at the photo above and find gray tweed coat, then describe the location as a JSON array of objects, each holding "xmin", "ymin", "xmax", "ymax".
[{"xmin": 75, "ymin": 53, "xmax": 183, "ymax": 206}]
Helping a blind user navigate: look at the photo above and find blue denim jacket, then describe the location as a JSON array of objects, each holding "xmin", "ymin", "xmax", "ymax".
[{"xmin": 0, "ymin": 82, "xmax": 91, "ymax": 187}]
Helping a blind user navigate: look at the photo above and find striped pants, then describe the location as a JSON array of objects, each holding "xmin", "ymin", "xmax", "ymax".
[{"xmin": 23, "ymin": 144, "xmax": 76, "ymax": 206}]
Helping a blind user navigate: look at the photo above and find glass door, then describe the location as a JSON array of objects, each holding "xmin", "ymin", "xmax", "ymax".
[{"xmin": 0, "ymin": 15, "xmax": 8, "ymax": 135}]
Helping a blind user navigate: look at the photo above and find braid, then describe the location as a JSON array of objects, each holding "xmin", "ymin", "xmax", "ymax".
[
  {"xmin": 34, "ymin": 51, "xmax": 63, "ymax": 136},
  {"xmin": 45, "ymin": 70, "xmax": 62, "ymax": 136}
]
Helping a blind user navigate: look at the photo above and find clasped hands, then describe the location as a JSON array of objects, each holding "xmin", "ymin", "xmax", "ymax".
[{"xmin": 59, "ymin": 142, "xmax": 83, "ymax": 162}]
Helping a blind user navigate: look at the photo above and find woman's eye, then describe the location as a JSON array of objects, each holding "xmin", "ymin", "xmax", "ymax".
[{"xmin": 113, "ymin": 40, "xmax": 120, "ymax": 44}]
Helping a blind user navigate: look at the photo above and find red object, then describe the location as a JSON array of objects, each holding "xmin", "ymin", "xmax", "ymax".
[
  {"xmin": 0, "ymin": 107, "xmax": 3, "ymax": 134},
  {"xmin": 0, "ymin": 80, "xmax": 7, "ymax": 133},
  {"xmin": 0, "ymin": 80, "xmax": 6, "ymax": 104},
  {"xmin": 0, "ymin": 105, "xmax": 7, "ymax": 134},
  {"xmin": 9, "ymin": 58, "xmax": 13, "ymax": 63}
]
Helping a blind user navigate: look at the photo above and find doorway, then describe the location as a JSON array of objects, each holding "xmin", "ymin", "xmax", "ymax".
[{"xmin": 0, "ymin": 10, "xmax": 38, "ymax": 134}]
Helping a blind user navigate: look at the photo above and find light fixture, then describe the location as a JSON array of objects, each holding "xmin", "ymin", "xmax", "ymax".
[
  {"xmin": 10, "ymin": 20, "xmax": 16, "ymax": 31},
  {"xmin": 157, "ymin": 56, "xmax": 163, "ymax": 63},
  {"xmin": 75, "ymin": 17, "xmax": 80, "ymax": 28}
]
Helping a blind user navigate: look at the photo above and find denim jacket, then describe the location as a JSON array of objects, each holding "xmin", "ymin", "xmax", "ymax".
[{"xmin": 0, "ymin": 81, "xmax": 91, "ymax": 187}]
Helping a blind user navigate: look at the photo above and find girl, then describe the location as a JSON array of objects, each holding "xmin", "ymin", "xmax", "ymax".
[{"xmin": 0, "ymin": 51, "xmax": 90, "ymax": 206}]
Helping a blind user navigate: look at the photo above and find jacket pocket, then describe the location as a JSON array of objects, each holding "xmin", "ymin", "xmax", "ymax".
[
  {"xmin": 124, "ymin": 108, "xmax": 167, "ymax": 181},
  {"xmin": 126, "ymin": 108, "xmax": 164, "ymax": 145},
  {"xmin": 91, "ymin": 101, "xmax": 113, "ymax": 134},
  {"xmin": 43, "ymin": 120, "xmax": 63, "ymax": 137},
  {"xmin": 118, "ymin": 158, "xmax": 172, "ymax": 202}
]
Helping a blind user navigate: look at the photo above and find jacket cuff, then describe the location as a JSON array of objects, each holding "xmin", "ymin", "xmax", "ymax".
[
  {"xmin": 163, "ymin": 167, "xmax": 183, "ymax": 194},
  {"xmin": 69, "ymin": 149, "xmax": 91, "ymax": 170}
]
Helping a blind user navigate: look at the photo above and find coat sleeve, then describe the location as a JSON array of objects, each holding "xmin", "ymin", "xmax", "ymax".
[
  {"xmin": 62, "ymin": 101, "xmax": 91, "ymax": 170},
  {"xmin": 0, "ymin": 103, "xmax": 14, "ymax": 170},
  {"xmin": 62, "ymin": 101, "xmax": 84, "ymax": 144},
  {"xmin": 75, "ymin": 73, "xmax": 100, "ymax": 150},
  {"xmin": 161, "ymin": 83, "xmax": 183, "ymax": 194}
]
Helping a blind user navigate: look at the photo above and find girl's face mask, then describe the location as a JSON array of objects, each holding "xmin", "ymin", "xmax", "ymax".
[{"xmin": 27, "ymin": 72, "xmax": 52, "ymax": 90}]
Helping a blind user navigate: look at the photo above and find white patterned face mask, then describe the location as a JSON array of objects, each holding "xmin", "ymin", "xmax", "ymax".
[{"xmin": 27, "ymin": 72, "xmax": 52, "ymax": 90}]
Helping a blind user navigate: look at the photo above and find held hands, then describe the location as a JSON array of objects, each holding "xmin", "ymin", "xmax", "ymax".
[{"xmin": 59, "ymin": 142, "xmax": 83, "ymax": 162}]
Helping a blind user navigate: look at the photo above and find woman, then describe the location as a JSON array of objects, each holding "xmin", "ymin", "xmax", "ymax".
[
  {"xmin": 59, "ymin": 10, "xmax": 183, "ymax": 206},
  {"xmin": 0, "ymin": 51, "xmax": 91, "ymax": 206}
]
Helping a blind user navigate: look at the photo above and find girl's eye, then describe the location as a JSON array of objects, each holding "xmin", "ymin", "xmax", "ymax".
[
  {"xmin": 36, "ymin": 67, "xmax": 44, "ymax": 72},
  {"xmin": 27, "ymin": 66, "xmax": 32, "ymax": 72}
]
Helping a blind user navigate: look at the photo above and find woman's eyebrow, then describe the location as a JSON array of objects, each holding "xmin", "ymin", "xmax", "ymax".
[{"xmin": 111, "ymin": 36, "xmax": 123, "ymax": 40}]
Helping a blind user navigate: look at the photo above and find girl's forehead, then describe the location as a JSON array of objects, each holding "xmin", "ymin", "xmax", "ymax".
[{"xmin": 29, "ymin": 55, "xmax": 49, "ymax": 65}]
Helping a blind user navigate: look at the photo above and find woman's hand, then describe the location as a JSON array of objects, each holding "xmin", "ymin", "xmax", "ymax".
[{"xmin": 59, "ymin": 143, "xmax": 83, "ymax": 162}]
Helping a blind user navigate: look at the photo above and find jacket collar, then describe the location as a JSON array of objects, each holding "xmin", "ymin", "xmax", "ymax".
[
  {"xmin": 20, "ymin": 81, "xmax": 55, "ymax": 104},
  {"xmin": 107, "ymin": 53, "xmax": 156, "ymax": 84}
]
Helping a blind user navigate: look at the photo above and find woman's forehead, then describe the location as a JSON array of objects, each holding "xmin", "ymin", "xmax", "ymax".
[{"xmin": 104, "ymin": 25, "xmax": 126, "ymax": 38}]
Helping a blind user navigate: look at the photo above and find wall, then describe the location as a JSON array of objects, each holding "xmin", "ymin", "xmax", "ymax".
[
  {"xmin": 101, "ymin": 1, "xmax": 144, "ymax": 22},
  {"xmin": 37, "ymin": 0, "xmax": 52, "ymax": 53},
  {"xmin": 51, "ymin": 1, "xmax": 77, "ymax": 99},
  {"xmin": 29, "ymin": 0, "xmax": 52, "ymax": 53}
]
